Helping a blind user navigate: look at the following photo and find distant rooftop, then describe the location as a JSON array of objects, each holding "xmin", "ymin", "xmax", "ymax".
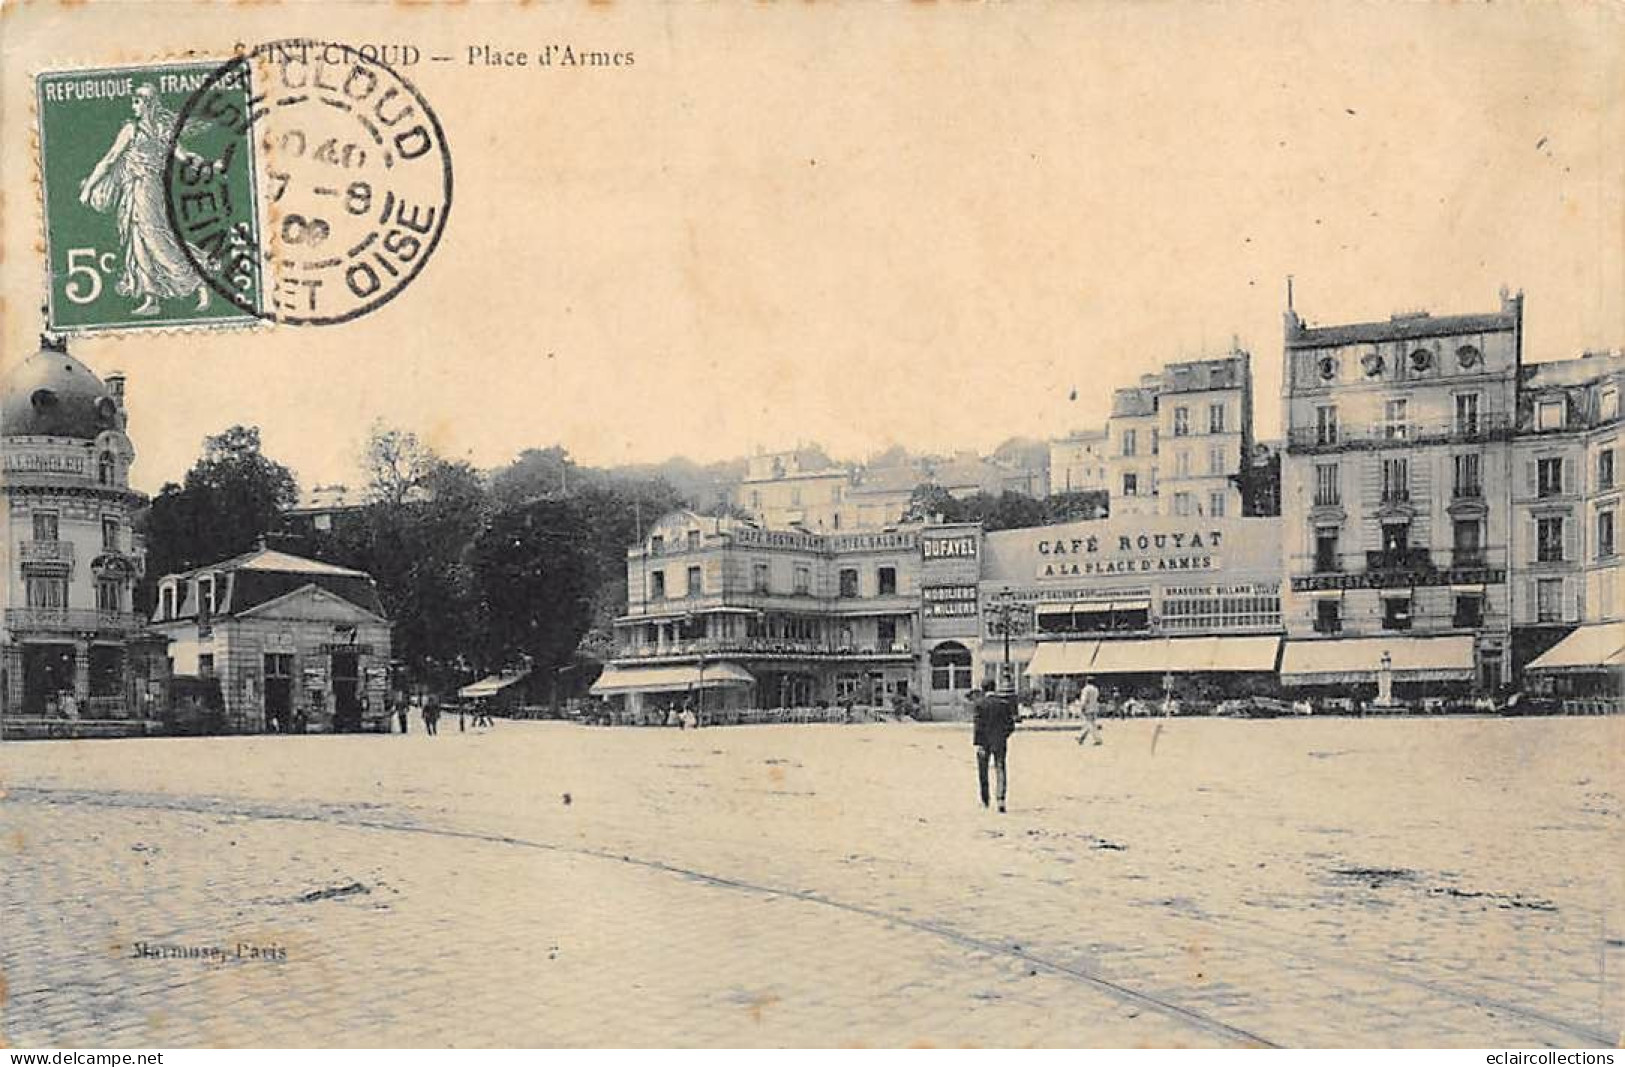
[{"xmin": 1286, "ymin": 292, "xmax": 1522, "ymax": 349}]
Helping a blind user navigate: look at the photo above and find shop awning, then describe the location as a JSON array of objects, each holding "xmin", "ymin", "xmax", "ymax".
[
  {"xmin": 457, "ymin": 672, "xmax": 530, "ymax": 699},
  {"xmin": 1026, "ymin": 640, "xmax": 1101, "ymax": 676},
  {"xmin": 1089, "ymin": 639, "xmax": 1173, "ymax": 675},
  {"xmin": 590, "ymin": 662, "xmax": 755, "ymax": 695},
  {"xmin": 1526, "ymin": 624, "xmax": 1625, "ymax": 673},
  {"xmin": 1280, "ymin": 635, "xmax": 1475, "ymax": 685},
  {"xmin": 1109, "ymin": 599, "xmax": 1152, "ymax": 613},
  {"xmin": 1203, "ymin": 635, "xmax": 1282, "ymax": 672},
  {"xmin": 1080, "ymin": 635, "xmax": 1281, "ymax": 675}
]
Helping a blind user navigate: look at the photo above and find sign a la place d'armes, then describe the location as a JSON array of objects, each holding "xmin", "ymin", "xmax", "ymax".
[{"xmin": 1036, "ymin": 528, "xmax": 1224, "ymax": 578}]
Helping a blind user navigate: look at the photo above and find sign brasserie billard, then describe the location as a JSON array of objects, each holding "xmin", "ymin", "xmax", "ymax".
[{"xmin": 1036, "ymin": 528, "xmax": 1224, "ymax": 578}]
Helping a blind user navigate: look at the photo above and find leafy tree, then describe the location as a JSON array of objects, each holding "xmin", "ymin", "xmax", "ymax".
[
  {"xmin": 362, "ymin": 421, "xmax": 438, "ymax": 506},
  {"xmin": 137, "ymin": 426, "xmax": 298, "ymax": 609},
  {"xmin": 488, "ymin": 446, "xmax": 582, "ymax": 506},
  {"xmin": 470, "ymin": 497, "xmax": 597, "ymax": 674},
  {"xmin": 1046, "ymin": 489, "xmax": 1110, "ymax": 523},
  {"xmin": 299, "ymin": 427, "xmax": 489, "ymax": 690},
  {"xmin": 903, "ymin": 483, "xmax": 966, "ymax": 523}
]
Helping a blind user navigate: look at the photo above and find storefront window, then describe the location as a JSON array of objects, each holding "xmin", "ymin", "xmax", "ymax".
[
  {"xmin": 1381, "ymin": 597, "xmax": 1412, "ymax": 631},
  {"xmin": 929, "ymin": 642, "xmax": 972, "ymax": 691}
]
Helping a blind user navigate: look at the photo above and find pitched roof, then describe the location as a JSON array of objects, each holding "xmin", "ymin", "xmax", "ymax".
[{"xmin": 1286, "ymin": 310, "xmax": 1517, "ymax": 349}]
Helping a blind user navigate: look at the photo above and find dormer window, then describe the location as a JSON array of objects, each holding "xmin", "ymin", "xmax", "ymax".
[
  {"xmin": 98, "ymin": 451, "xmax": 115, "ymax": 485},
  {"xmin": 198, "ymin": 575, "xmax": 217, "ymax": 618},
  {"xmin": 160, "ymin": 583, "xmax": 177, "ymax": 621},
  {"xmin": 650, "ymin": 535, "xmax": 664, "ymax": 556}
]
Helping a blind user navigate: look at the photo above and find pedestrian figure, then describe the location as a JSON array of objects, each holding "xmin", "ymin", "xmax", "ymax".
[
  {"xmin": 397, "ymin": 700, "xmax": 409, "ymax": 735},
  {"xmin": 423, "ymin": 696, "xmax": 441, "ymax": 736},
  {"xmin": 459, "ymin": 704, "xmax": 467, "ymax": 732},
  {"xmin": 1075, "ymin": 676, "xmax": 1104, "ymax": 746},
  {"xmin": 971, "ymin": 687, "xmax": 1017, "ymax": 813}
]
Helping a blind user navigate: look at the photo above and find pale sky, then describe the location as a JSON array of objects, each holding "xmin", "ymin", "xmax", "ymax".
[{"xmin": 2, "ymin": 3, "xmax": 1620, "ymax": 496}]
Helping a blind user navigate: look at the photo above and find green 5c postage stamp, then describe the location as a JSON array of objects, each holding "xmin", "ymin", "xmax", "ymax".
[{"xmin": 36, "ymin": 62, "xmax": 262, "ymax": 332}]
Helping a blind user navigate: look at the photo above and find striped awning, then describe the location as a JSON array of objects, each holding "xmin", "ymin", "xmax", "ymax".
[
  {"xmin": 591, "ymin": 662, "xmax": 755, "ymax": 695},
  {"xmin": 1280, "ymin": 635, "xmax": 1475, "ymax": 685},
  {"xmin": 1025, "ymin": 635, "xmax": 1279, "ymax": 676},
  {"xmin": 457, "ymin": 672, "xmax": 530, "ymax": 699},
  {"xmin": 1026, "ymin": 640, "xmax": 1102, "ymax": 676},
  {"xmin": 1526, "ymin": 624, "xmax": 1625, "ymax": 673}
]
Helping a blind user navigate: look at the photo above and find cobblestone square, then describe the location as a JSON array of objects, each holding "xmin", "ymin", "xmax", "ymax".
[{"xmin": 2, "ymin": 717, "xmax": 1621, "ymax": 1047}]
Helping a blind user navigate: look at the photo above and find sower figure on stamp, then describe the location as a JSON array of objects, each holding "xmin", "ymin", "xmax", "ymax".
[
  {"xmin": 971, "ymin": 687, "xmax": 1017, "ymax": 813},
  {"xmin": 77, "ymin": 84, "xmax": 217, "ymax": 317}
]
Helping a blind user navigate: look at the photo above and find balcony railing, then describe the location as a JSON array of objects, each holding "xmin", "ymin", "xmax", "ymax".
[
  {"xmin": 1451, "ymin": 483, "xmax": 1484, "ymax": 501},
  {"xmin": 5, "ymin": 608, "xmax": 141, "ymax": 633},
  {"xmin": 1313, "ymin": 618, "xmax": 1342, "ymax": 635},
  {"xmin": 1287, "ymin": 413, "xmax": 1513, "ymax": 452},
  {"xmin": 1380, "ymin": 488, "xmax": 1411, "ymax": 505},
  {"xmin": 620, "ymin": 637, "xmax": 914, "ymax": 659},
  {"xmin": 1451, "ymin": 549, "xmax": 1487, "ymax": 568},
  {"xmin": 1366, "ymin": 547, "xmax": 1435, "ymax": 572},
  {"xmin": 19, "ymin": 540, "xmax": 75, "ymax": 565},
  {"xmin": 1313, "ymin": 555, "xmax": 1341, "ymax": 574}
]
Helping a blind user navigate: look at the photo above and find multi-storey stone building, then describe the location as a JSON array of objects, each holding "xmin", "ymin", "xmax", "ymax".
[
  {"xmin": 1104, "ymin": 351, "xmax": 1256, "ymax": 519},
  {"xmin": 1105, "ymin": 375, "xmax": 1162, "ymax": 516},
  {"xmin": 1156, "ymin": 351, "xmax": 1254, "ymax": 521},
  {"xmin": 596, "ymin": 510, "xmax": 924, "ymax": 715},
  {"xmin": 0, "ymin": 337, "xmax": 162, "ymax": 737},
  {"xmin": 1513, "ymin": 350, "xmax": 1623, "ymax": 694},
  {"xmin": 148, "ymin": 545, "xmax": 393, "ymax": 733},
  {"xmin": 1048, "ymin": 429, "xmax": 1110, "ymax": 496},
  {"xmin": 1278, "ymin": 292, "xmax": 1522, "ymax": 695}
]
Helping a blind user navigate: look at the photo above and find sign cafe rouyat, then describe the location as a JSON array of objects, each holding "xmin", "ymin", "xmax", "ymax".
[{"xmin": 1036, "ymin": 528, "xmax": 1224, "ymax": 579}]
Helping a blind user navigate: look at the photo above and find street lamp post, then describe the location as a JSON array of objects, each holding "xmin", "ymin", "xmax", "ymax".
[{"xmin": 986, "ymin": 590, "xmax": 1023, "ymax": 693}]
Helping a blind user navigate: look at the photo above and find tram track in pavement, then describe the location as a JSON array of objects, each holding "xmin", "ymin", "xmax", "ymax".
[{"xmin": 5, "ymin": 785, "xmax": 1616, "ymax": 1048}]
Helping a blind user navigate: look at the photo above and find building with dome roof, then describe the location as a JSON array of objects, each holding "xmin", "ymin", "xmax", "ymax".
[{"xmin": 0, "ymin": 335, "xmax": 164, "ymax": 737}]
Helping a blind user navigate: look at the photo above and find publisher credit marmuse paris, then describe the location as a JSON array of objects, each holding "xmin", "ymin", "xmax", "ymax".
[{"xmin": 130, "ymin": 941, "xmax": 288, "ymax": 962}]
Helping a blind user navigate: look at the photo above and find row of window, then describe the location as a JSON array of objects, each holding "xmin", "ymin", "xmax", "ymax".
[
  {"xmin": 1312, "ymin": 592, "xmax": 1484, "ymax": 633},
  {"xmin": 1161, "ymin": 595, "xmax": 1281, "ymax": 631},
  {"xmin": 1309, "ymin": 447, "xmax": 1618, "ymax": 508},
  {"xmin": 1120, "ymin": 404, "xmax": 1230, "ymax": 457},
  {"xmin": 23, "ymin": 576, "xmax": 125, "ymax": 612},
  {"xmin": 648, "ymin": 562, "xmax": 904, "ymax": 601},
  {"xmin": 1170, "ymin": 490, "xmax": 1228, "ymax": 517},
  {"xmin": 1309, "ymin": 510, "xmax": 1616, "ymax": 572},
  {"xmin": 1310, "ymin": 394, "xmax": 1485, "ymax": 445},
  {"xmin": 26, "ymin": 511, "xmax": 124, "ymax": 551},
  {"xmin": 1306, "ymin": 387, "xmax": 1620, "ymax": 446}
]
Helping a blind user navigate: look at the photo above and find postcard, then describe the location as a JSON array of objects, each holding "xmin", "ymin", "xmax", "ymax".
[{"xmin": 0, "ymin": 1, "xmax": 1621, "ymax": 1051}]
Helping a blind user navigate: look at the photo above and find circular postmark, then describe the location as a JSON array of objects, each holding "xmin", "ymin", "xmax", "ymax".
[{"xmin": 163, "ymin": 39, "xmax": 452, "ymax": 326}]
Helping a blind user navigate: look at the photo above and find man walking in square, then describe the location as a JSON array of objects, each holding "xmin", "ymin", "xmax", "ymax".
[
  {"xmin": 972, "ymin": 687, "xmax": 1017, "ymax": 813},
  {"xmin": 1075, "ymin": 675, "xmax": 1103, "ymax": 746}
]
